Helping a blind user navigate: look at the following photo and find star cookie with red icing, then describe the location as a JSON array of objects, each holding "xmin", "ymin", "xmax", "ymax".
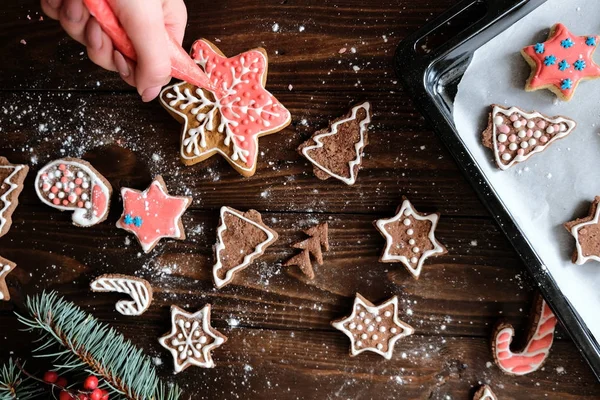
[
  {"xmin": 522, "ymin": 23, "xmax": 600, "ymax": 101},
  {"xmin": 331, "ymin": 294, "xmax": 414, "ymax": 359},
  {"xmin": 0, "ymin": 256, "xmax": 16, "ymax": 301},
  {"xmin": 160, "ymin": 39, "xmax": 292, "ymax": 177},
  {"xmin": 116, "ymin": 176, "xmax": 192, "ymax": 253},
  {"xmin": 564, "ymin": 196, "xmax": 600, "ymax": 265},
  {"xmin": 375, "ymin": 198, "xmax": 447, "ymax": 279}
]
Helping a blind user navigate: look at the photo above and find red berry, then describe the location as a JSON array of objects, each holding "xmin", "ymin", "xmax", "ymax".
[
  {"xmin": 90, "ymin": 389, "xmax": 103, "ymax": 400},
  {"xmin": 100, "ymin": 389, "xmax": 109, "ymax": 399},
  {"xmin": 59, "ymin": 391, "xmax": 72, "ymax": 400},
  {"xmin": 43, "ymin": 371, "xmax": 59, "ymax": 384},
  {"xmin": 56, "ymin": 377, "xmax": 68, "ymax": 388},
  {"xmin": 77, "ymin": 394, "xmax": 88, "ymax": 400},
  {"xmin": 83, "ymin": 376, "xmax": 99, "ymax": 390}
]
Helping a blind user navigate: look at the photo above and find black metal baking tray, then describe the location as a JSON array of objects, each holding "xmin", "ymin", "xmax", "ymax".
[{"xmin": 394, "ymin": 0, "xmax": 600, "ymax": 379}]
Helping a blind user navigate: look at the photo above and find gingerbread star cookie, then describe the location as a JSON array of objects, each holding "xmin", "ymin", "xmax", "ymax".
[
  {"xmin": 375, "ymin": 198, "xmax": 446, "ymax": 279},
  {"xmin": 116, "ymin": 176, "xmax": 192, "ymax": 253},
  {"xmin": 482, "ymin": 105, "xmax": 576, "ymax": 170},
  {"xmin": 473, "ymin": 385, "xmax": 498, "ymax": 400},
  {"xmin": 160, "ymin": 39, "xmax": 291, "ymax": 177},
  {"xmin": 331, "ymin": 294, "xmax": 414, "ymax": 359},
  {"xmin": 564, "ymin": 196, "xmax": 600, "ymax": 265},
  {"xmin": 0, "ymin": 256, "xmax": 16, "ymax": 301},
  {"xmin": 522, "ymin": 23, "xmax": 600, "ymax": 101},
  {"xmin": 159, "ymin": 305, "xmax": 227, "ymax": 372},
  {"xmin": 213, "ymin": 207, "xmax": 278, "ymax": 288},
  {"xmin": 299, "ymin": 102, "xmax": 371, "ymax": 185},
  {"xmin": 90, "ymin": 274, "xmax": 153, "ymax": 316},
  {"xmin": 0, "ymin": 157, "xmax": 28, "ymax": 237}
]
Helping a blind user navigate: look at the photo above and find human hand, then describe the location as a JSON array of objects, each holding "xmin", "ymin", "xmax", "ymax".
[{"xmin": 41, "ymin": 0, "xmax": 188, "ymax": 102}]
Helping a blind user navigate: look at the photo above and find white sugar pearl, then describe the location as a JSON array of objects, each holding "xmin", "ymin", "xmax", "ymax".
[
  {"xmin": 82, "ymin": 182, "xmax": 89, "ymax": 189},
  {"xmin": 349, "ymin": 323, "xmax": 356, "ymax": 329},
  {"xmin": 54, "ymin": 170, "xmax": 61, "ymax": 178},
  {"xmin": 184, "ymin": 322, "xmax": 191, "ymax": 328},
  {"xmin": 375, "ymin": 317, "xmax": 382, "ymax": 322},
  {"xmin": 379, "ymin": 326, "xmax": 386, "ymax": 332},
  {"xmin": 77, "ymin": 171, "xmax": 84, "ymax": 178},
  {"xmin": 403, "ymin": 218, "xmax": 411, "ymax": 226},
  {"xmin": 364, "ymin": 318, "xmax": 371, "ymax": 324},
  {"xmin": 85, "ymin": 201, "xmax": 92, "ymax": 209},
  {"xmin": 560, "ymin": 124, "xmax": 567, "ymax": 132},
  {"xmin": 177, "ymin": 345, "xmax": 184, "ymax": 351},
  {"xmin": 48, "ymin": 193, "xmax": 55, "ymax": 199},
  {"xmin": 520, "ymin": 142, "xmax": 529, "ymax": 149},
  {"xmin": 361, "ymin": 333, "xmax": 367, "ymax": 339},
  {"xmin": 187, "ymin": 350, "xmax": 192, "ymax": 356},
  {"xmin": 357, "ymin": 325, "xmax": 363, "ymax": 331},
  {"xmin": 502, "ymin": 153, "xmax": 511, "ymax": 161},
  {"xmin": 527, "ymin": 121, "xmax": 535, "ymax": 129},
  {"xmin": 58, "ymin": 192, "xmax": 65, "ymax": 199},
  {"xmin": 403, "ymin": 209, "xmax": 410, "ymax": 216},
  {"xmin": 528, "ymin": 139, "xmax": 537, "ymax": 146},
  {"xmin": 177, "ymin": 333, "xmax": 183, "ymax": 339},
  {"xmin": 372, "ymin": 334, "xmax": 378, "ymax": 340},
  {"xmin": 534, "ymin": 130, "xmax": 542, "ymax": 138},
  {"xmin": 359, "ymin": 312, "xmax": 365, "ymax": 318},
  {"xmin": 412, "ymin": 247, "xmax": 420, "ymax": 253},
  {"xmin": 407, "ymin": 229, "xmax": 414, "ymax": 235},
  {"xmin": 493, "ymin": 116, "xmax": 503, "ymax": 125},
  {"xmin": 200, "ymin": 336, "xmax": 207, "ymax": 344},
  {"xmin": 377, "ymin": 343, "xmax": 383, "ymax": 350},
  {"xmin": 513, "ymin": 121, "xmax": 522, "ymax": 128},
  {"xmin": 81, "ymin": 193, "xmax": 89, "ymax": 201},
  {"xmin": 410, "ymin": 257, "xmax": 418, "ymax": 263},
  {"xmin": 194, "ymin": 331, "xmax": 200, "ymax": 337},
  {"xmin": 55, "ymin": 182, "xmax": 63, "ymax": 189},
  {"xmin": 518, "ymin": 130, "xmax": 526, "ymax": 138},
  {"xmin": 195, "ymin": 344, "xmax": 202, "ymax": 349},
  {"xmin": 408, "ymin": 239, "xmax": 416, "ymax": 245},
  {"xmin": 384, "ymin": 311, "xmax": 391, "ymax": 317},
  {"xmin": 546, "ymin": 126, "xmax": 555, "ymax": 134},
  {"xmin": 367, "ymin": 325, "xmax": 374, "ymax": 332},
  {"xmin": 390, "ymin": 327, "xmax": 397, "ymax": 334},
  {"xmin": 497, "ymin": 133, "xmax": 507, "ymax": 143},
  {"xmin": 509, "ymin": 143, "xmax": 518, "ymax": 151},
  {"xmin": 356, "ymin": 341, "xmax": 363, "ymax": 347}
]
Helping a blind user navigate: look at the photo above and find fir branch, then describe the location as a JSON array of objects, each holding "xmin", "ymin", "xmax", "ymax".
[
  {"xmin": 0, "ymin": 359, "xmax": 42, "ymax": 400},
  {"xmin": 16, "ymin": 292, "xmax": 181, "ymax": 400}
]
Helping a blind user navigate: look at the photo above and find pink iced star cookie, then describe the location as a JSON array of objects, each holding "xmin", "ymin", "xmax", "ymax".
[
  {"xmin": 116, "ymin": 176, "xmax": 192, "ymax": 253},
  {"xmin": 522, "ymin": 23, "xmax": 600, "ymax": 101},
  {"xmin": 160, "ymin": 39, "xmax": 292, "ymax": 177}
]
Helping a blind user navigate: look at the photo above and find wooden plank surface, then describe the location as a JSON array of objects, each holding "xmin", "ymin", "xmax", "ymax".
[{"xmin": 0, "ymin": 0, "xmax": 599, "ymax": 399}]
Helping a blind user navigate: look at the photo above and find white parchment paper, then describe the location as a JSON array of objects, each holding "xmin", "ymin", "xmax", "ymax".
[{"xmin": 454, "ymin": 0, "xmax": 600, "ymax": 341}]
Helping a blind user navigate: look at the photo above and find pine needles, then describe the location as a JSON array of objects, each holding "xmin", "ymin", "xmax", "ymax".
[
  {"xmin": 0, "ymin": 359, "xmax": 41, "ymax": 400},
  {"xmin": 15, "ymin": 291, "xmax": 181, "ymax": 400}
]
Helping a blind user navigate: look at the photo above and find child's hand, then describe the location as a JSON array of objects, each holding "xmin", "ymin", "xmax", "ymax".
[{"xmin": 41, "ymin": 0, "xmax": 188, "ymax": 102}]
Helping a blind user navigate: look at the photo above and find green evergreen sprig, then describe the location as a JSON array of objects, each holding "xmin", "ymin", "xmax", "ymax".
[
  {"xmin": 16, "ymin": 292, "xmax": 181, "ymax": 400},
  {"xmin": 0, "ymin": 359, "xmax": 42, "ymax": 400}
]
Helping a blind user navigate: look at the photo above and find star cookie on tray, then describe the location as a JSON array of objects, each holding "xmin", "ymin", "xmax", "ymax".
[
  {"xmin": 565, "ymin": 196, "xmax": 600, "ymax": 265},
  {"xmin": 160, "ymin": 39, "xmax": 291, "ymax": 177},
  {"xmin": 374, "ymin": 198, "xmax": 446, "ymax": 279},
  {"xmin": 331, "ymin": 294, "xmax": 414, "ymax": 359}
]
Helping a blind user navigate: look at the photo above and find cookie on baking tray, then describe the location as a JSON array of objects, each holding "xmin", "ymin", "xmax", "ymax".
[
  {"xmin": 521, "ymin": 23, "xmax": 600, "ymax": 101},
  {"xmin": 0, "ymin": 157, "xmax": 28, "ymax": 237},
  {"xmin": 564, "ymin": 196, "xmax": 600, "ymax": 265},
  {"xmin": 90, "ymin": 274, "xmax": 153, "ymax": 316},
  {"xmin": 482, "ymin": 105, "xmax": 576, "ymax": 170},
  {"xmin": 160, "ymin": 39, "xmax": 291, "ymax": 177},
  {"xmin": 473, "ymin": 385, "xmax": 498, "ymax": 400},
  {"xmin": 298, "ymin": 102, "xmax": 371, "ymax": 185},
  {"xmin": 374, "ymin": 197, "xmax": 446, "ymax": 279},
  {"xmin": 35, "ymin": 158, "xmax": 111, "ymax": 227}
]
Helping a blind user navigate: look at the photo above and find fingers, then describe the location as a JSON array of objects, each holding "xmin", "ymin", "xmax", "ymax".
[
  {"xmin": 41, "ymin": 0, "xmax": 63, "ymax": 20},
  {"xmin": 162, "ymin": 0, "xmax": 187, "ymax": 45},
  {"xmin": 112, "ymin": 0, "xmax": 171, "ymax": 101},
  {"xmin": 58, "ymin": 0, "xmax": 90, "ymax": 45},
  {"xmin": 85, "ymin": 18, "xmax": 117, "ymax": 72},
  {"xmin": 113, "ymin": 50, "xmax": 136, "ymax": 87}
]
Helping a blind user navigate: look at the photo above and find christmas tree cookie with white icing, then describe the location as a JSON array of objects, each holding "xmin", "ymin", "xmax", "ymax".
[
  {"xmin": 482, "ymin": 105, "xmax": 576, "ymax": 170},
  {"xmin": 0, "ymin": 157, "xmax": 29, "ymax": 237}
]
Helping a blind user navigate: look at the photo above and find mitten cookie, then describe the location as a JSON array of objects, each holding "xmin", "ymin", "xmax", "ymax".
[
  {"xmin": 35, "ymin": 158, "xmax": 111, "ymax": 227},
  {"xmin": 0, "ymin": 157, "xmax": 28, "ymax": 237}
]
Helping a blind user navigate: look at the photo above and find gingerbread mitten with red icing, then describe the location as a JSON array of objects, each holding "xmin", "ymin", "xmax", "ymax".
[{"xmin": 35, "ymin": 158, "xmax": 112, "ymax": 227}]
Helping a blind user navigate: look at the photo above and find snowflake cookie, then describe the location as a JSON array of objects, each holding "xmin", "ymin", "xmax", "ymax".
[
  {"xmin": 213, "ymin": 206, "xmax": 278, "ymax": 288},
  {"xmin": 298, "ymin": 102, "xmax": 371, "ymax": 185},
  {"xmin": 160, "ymin": 39, "xmax": 291, "ymax": 177},
  {"xmin": 564, "ymin": 196, "xmax": 600, "ymax": 265},
  {"xmin": 0, "ymin": 256, "xmax": 16, "ymax": 301},
  {"xmin": 159, "ymin": 305, "xmax": 227, "ymax": 372},
  {"xmin": 473, "ymin": 385, "xmax": 498, "ymax": 400},
  {"xmin": 492, "ymin": 293, "xmax": 556, "ymax": 376},
  {"xmin": 482, "ymin": 105, "xmax": 576, "ymax": 170},
  {"xmin": 90, "ymin": 274, "xmax": 153, "ymax": 316},
  {"xmin": 116, "ymin": 176, "xmax": 192, "ymax": 253},
  {"xmin": 0, "ymin": 157, "xmax": 28, "ymax": 238},
  {"xmin": 35, "ymin": 158, "xmax": 112, "ymax": 227},
  {"xmin": 374, "ymin": 198, "xmax": 446, "ymax": 279},
  {"xmin": 331, "ymin": 294, "xmax": 414, "ymax": 359},
  {"xmin": 522, "ymin": 23, "xmax": 600, "ymax": 101}
]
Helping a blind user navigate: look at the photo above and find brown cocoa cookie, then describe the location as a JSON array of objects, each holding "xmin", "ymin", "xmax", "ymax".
[
  {"xmin": 90, "ymin": 274, "xmax": 153, "ymax": 316},
  {"xmin": 0, "ymin": 256, "xmax": 16, "ymax": 301},
  {"xmin": 473, "ymin": 385, "xmax": 498, "ymax": 400},
  {"xmin": 213, "ymin": 207, "xmax": 278, "ymax": 288},
  {"xmin": 564, "ymin": 196, "xmax": 600, "ymax": 265},
  {"xmin": 331, "ymin": 293, "xmax": 414, "ymax": 359},
  {"xmin": 374, "ymin": 197, "xmax": 446, "ymax": 279},
  {"xmin": 299, "ymin": 102, "xmax": 371, "ymax": 185},
  {"xmin": 0, "ymin": 157, "xmax": 28, "ymax": 238},
  {"xmin": 482, "ymin": 105, "xmax": 576, "ymax": 170},
  {"xmin": 284, "ymin": 222, "xmax": 329, "ymax": 279}
]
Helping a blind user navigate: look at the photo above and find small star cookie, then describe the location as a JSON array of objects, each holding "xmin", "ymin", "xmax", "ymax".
[
  {"xmin": 116, "ymin": 176, "xmax": 192, "ymax": 253},
  {"xmin": 473, "ymin": 385, "xmax": 498, "ymax": 400},
  {"xmin": 0, "ymin": 256, "xmax": 16, "ymax": 301},
  {"xmin": 522, "ymin": 23, "xmax": 600, "ymax": 101},
  {"xmin": 331, "ymin": 294, "xmax": 414, "ymax": 359},
  {"xmin": 159, "ymin": 305, "xmax": 227, "ymax": 372},
  {"xmin": 564, "ymin": 196, "xmax": 600, "ymax": 265},
  {"xmin": 374, "ymin": 198, "xmax": 447, "ymax": 279}
]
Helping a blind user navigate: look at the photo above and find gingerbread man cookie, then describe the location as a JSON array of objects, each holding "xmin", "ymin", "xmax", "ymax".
[
  {"xmin": 0, "ymin": 157, "xmax": 28, "ymax": 238},
  {"xmin": 90, "ymin": 274, "xmax": 153, "ymax": 316},
  {"xmin": 564, "ymin": 196, "xmax": 600, "ymax": 265},
  {"xmin": 116, "ymin": 176, "xmax": 192, "ymax": 253},
  {"xmin": 0, "ymin": 256, "xmax": 16, "ymax": 301},
  {"xmin": 160, "ymin": 39, "xmax": 291, "ymax": 177},
  {"xmin": 522, "ymin": 23, "xmax": 600, "ymax": 101},
  {"xmin": 332, "ymin": 294, "xmax": 414, "ymax": 359},
  {"xmin": 35, "ymin": 158, "xmax": 112, "ymax": 227},
  {"xmin": 482, "ymin": 105, "xmax": 576, "ymax": 170},
  {"xmin": 375, "ymin": 198, "xmax": 447, "ymax": 279}
]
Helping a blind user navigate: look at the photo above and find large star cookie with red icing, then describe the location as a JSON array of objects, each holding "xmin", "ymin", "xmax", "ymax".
[
  {"xmin": 522, "ymin": 23, "xmax": 600, "ymax": 101},
  {"xmin": 564, "ymin": 196, "xmax": 600, "ymax": 265},
  {"xmin": 160, "ymin": 39, "xmax": 291, "ymax": 177},
  {"xmin": 116, "ymin": 176, "xmax": 192, "ymax": 253}
]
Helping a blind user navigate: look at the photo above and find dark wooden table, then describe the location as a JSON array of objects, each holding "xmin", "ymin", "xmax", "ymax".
[{"xmin": 1, "ymin": 0, "xmax": 599, "ymax": 399}]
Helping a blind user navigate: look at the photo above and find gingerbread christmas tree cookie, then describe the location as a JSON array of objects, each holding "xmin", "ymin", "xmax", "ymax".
[
  {"xmin": 473, "ymin": 385, "xmax": 498, "ymax": 400},
  {"xmin": 375, "ymin": 198, "xmax": 446, "ymax": 279},
  {"xmin": 0, "ymin": 157, "xmax": 28, "ymax": 237},
  {"xmin": 116, "ymin": 176, "xmax": 192, "ymax": 253},
  {"xmin": 331, "ymin": 294, "xmax": 414, "ymax": 359},
  {"xmin": 299, "ymin": 102, "xmax": 371, "ymax": 185},
  {"xmin": 0, "ymin": 256, "xmax": 16, "ymax": 301},
  {"xmin": 160, "ymin": 39, "xmax": 291, "ymax": 177},
  {"xmin": 159, "ymin": 305, "xmax": 227, "ymax": 372},
  {"xmin": 565, "ymin": 196, "xmax": 600, "ymax": 265},
  {"xmin": 522, "ymin": 23, "xmax": 600, "ymax": 101},
  {"xmin": 482, "ymin": 105, "xmax": 576, "ymax": 170},
  {"xmin": 283, "ymin": 222, "xmax": 329, "ymax": 279},
  {"xmin": 213, "ymin": 207, "xmax": 278, "ymax": 288},
  {"xmin": 90, "ymin": 274, "xmax": 153, "ymax": 316}
]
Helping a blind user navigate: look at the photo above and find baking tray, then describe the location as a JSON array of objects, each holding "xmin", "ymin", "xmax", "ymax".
[{"xmin": 394, "ymin": 0, "xmax": 600, "ymax": 379}]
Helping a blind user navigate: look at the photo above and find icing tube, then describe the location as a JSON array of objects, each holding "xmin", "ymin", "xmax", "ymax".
[{"xmin": 83, "ymin": 0, "xmax": 214, "ymax": 91}]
